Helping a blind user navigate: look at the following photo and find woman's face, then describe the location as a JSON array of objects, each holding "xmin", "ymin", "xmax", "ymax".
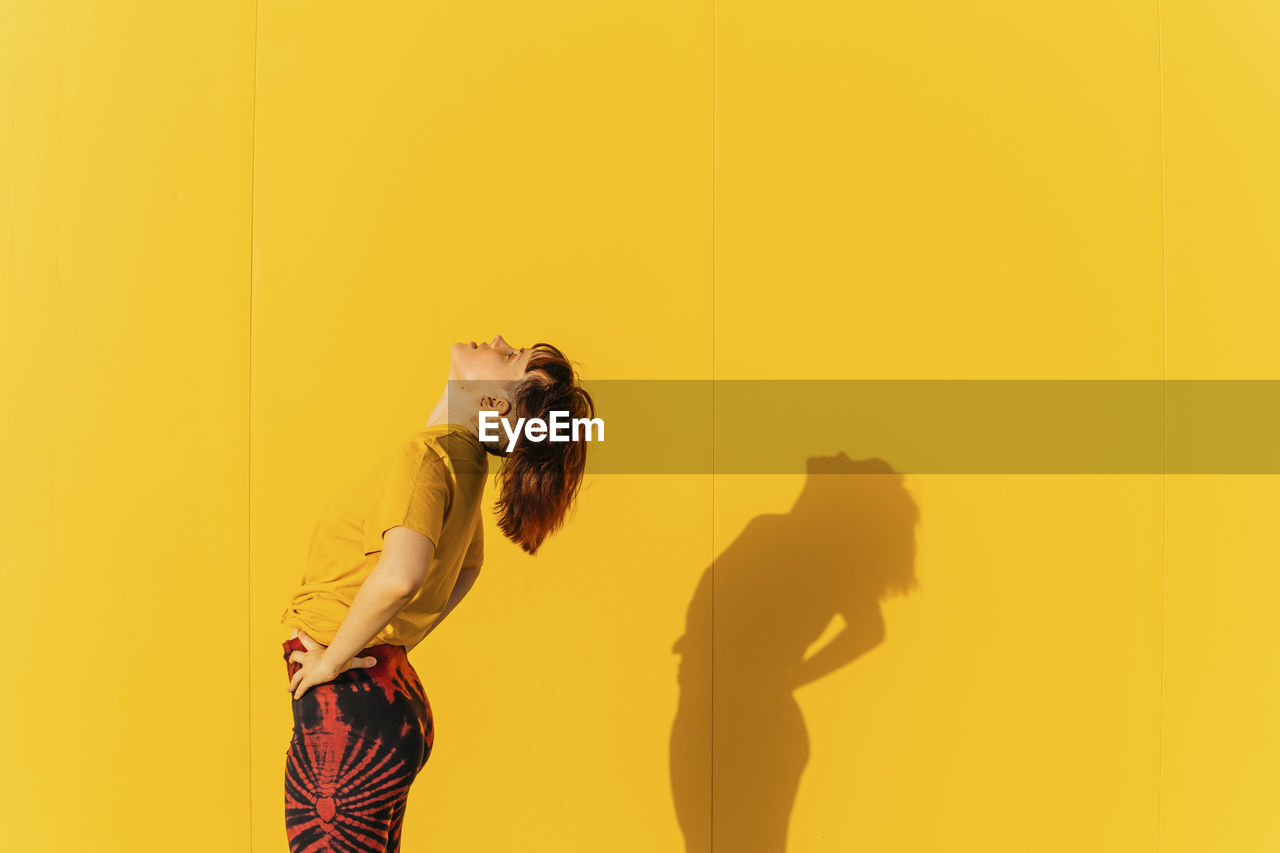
[{"xmin": 449, "ymin": 335, "xmax": 536, "ymax": 381}]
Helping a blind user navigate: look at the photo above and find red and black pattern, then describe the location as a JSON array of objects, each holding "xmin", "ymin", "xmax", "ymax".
[{"xmin": 282, "ymin": 637, "xmax": 435, "ymax": 852}]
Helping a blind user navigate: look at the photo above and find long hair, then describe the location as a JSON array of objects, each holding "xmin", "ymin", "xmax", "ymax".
[{"xmin": 485, "ymin": 343, "xmax": 595, "ymax": 555}]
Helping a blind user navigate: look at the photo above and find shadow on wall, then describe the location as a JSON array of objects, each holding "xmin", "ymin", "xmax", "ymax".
[{"xmin": 669, "ymin": 453, "xmax": 922, "ymax": 853}]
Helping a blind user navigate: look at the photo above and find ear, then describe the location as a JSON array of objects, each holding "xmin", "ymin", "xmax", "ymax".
[{"xmin": 478, "ymin": 393, "xmax": 512, "ymax": 417}]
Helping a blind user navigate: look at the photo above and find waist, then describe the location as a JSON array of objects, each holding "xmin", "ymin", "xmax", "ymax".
[
  {"xmin": 282, "ymin": 635, "xmax": 405, "ymax": 658},
  {"xmin": 281, "ymin": 636, "xmax": 409, "ymax": 686}
]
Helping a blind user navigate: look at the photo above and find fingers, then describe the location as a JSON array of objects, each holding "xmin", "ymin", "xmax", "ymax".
[
  {"xmin": 336, "ymin": 655, "xmax": 377, "ymax": 675},
  {"xmin": 284, "ymin": 649, "xmax": 378, "ymax": 701}
]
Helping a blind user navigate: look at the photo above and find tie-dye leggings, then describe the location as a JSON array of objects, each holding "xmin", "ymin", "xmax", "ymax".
[{"xmin": 282, "ymin": 636, "xmax": 435, "ymax": 853}]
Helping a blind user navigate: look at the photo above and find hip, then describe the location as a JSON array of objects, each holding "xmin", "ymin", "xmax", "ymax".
[{"xmin": 283, "ymin": 635, "xmax": 431, "ymax": 733}]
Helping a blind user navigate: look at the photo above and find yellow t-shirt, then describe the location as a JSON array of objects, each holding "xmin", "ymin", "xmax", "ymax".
[{"xmin": 280, "ymin": 423, "xmax": 488, "ymax": 649}]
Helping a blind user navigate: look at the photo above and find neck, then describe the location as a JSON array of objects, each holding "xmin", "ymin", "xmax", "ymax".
[
  {"xmin": 426, "ymin": 384, "xmax": 483, "ymax": 440},
  {"xmin": 425, "ymin": 384, "xmax": 451, "ymax": 427}
]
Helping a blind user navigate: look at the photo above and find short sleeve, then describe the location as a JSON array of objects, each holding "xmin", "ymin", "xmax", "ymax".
[{"xmin": 361, "ymin": 442, "xmax": 453, "ymax": 556}]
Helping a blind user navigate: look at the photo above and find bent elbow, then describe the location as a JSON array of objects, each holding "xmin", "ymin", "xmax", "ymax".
[
  {"xmin": 373, "ymin": 572, "xmax": 420, "ymax": 602},
  {"xmin": 390, "ymin": 581, "xmax": 420, "ymax": 601}
]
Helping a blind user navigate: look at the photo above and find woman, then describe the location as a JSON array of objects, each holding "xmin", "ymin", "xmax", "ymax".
[{"xmin": 279, "ymin": 335, "xmax": 594, "ymax": 853}]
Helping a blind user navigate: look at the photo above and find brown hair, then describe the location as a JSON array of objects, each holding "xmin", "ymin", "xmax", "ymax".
[{"xmin": 486, "ymin": 343, "xmax": 595, "ymax": 555}]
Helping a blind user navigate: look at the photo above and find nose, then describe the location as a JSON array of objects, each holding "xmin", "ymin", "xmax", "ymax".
[{"xmin": 491, "ymin": 335, "xmax": 510, "ymax": 351}]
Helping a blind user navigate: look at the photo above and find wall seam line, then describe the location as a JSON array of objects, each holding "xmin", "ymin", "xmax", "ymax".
[
  {"xmin": 247, "ymin": 0, "xmax": 260, "ymax": 849},
  {"xmin": 1155, "ymin": 1, "xmax": 1169, "ymax": 851}
]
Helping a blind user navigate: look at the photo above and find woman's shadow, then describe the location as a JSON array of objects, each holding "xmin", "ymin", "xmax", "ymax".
[{"xmin": 669, "ymin": 453, "xmax": 921, "ymax": 853}]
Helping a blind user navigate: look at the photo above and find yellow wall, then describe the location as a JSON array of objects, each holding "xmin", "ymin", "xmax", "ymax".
[
  {"xmin": 1161, "ymin": 2, "xmax": 1280, "ymax": 851},
  {"xmin": 2, "ymin": 2, "xmax": 1275, "ymax": 852},
  {"xmin": 715, "ymin": 3, "xmax": 1166, "ymax": 849},
  {"xmin": 1, "ymin": 1, "xmax": 257, "ymax": 851}
]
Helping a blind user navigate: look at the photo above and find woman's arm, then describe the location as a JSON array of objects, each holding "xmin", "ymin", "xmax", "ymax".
[{"xmin": 288, "ymin": 526, "xmax": 437, "ymax": 701}]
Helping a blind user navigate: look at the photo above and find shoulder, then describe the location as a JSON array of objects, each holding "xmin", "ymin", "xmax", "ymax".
[
  {"xmin": 375, "ymin": 433, "xmax": 455, "ymax": 494},
  {"xmin": 432, "ymin": 426, "xmax": 489, "ymax": 475},
  {"xmin": 382, "ymin": 426, "xmax": 486, "ymax": 488}
]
